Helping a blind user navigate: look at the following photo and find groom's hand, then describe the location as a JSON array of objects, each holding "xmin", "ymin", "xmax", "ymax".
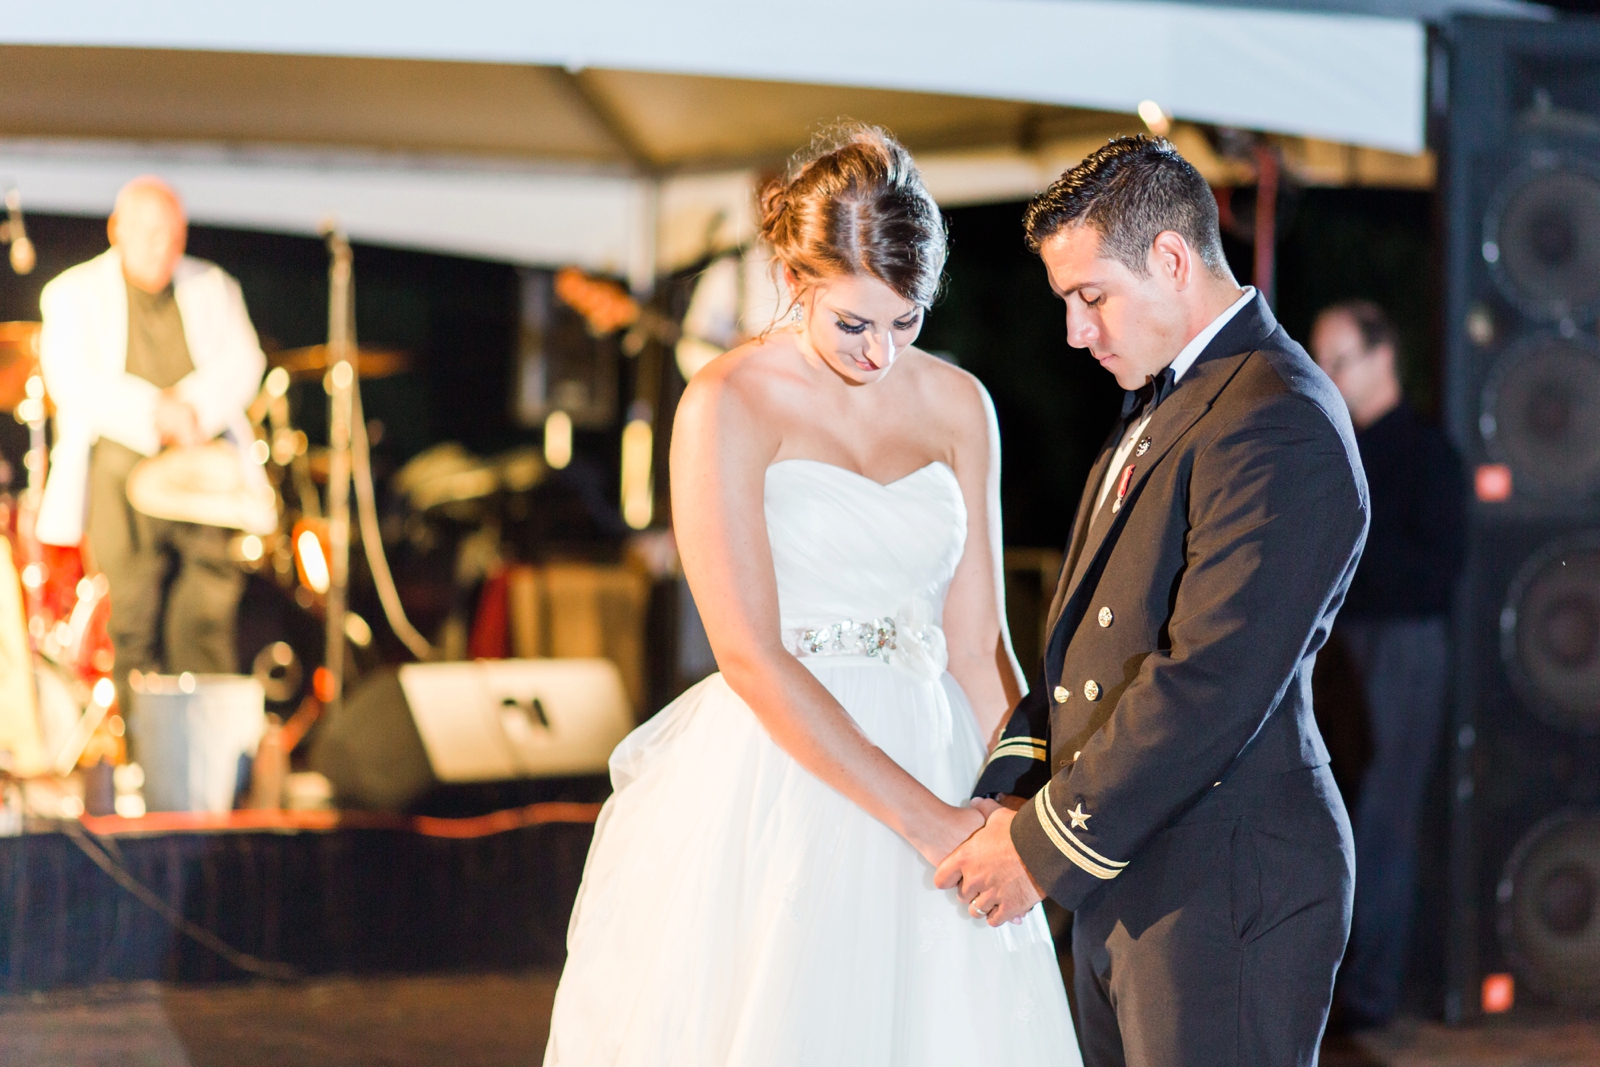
[{"xmin": 933, "ymin": 806, "xmax": 1045, "ymax": 927}]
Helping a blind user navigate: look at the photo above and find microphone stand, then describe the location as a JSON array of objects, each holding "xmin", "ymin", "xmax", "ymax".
[
  {"xmin": 322, "ymin": 227, "xmax": 356, "ymax": 715},
  {"xmin": 16, "ymin": 371, "xmax": 49, "ymax": 641}
]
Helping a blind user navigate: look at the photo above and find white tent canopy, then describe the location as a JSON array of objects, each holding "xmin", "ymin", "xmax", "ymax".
[
  {"xmin": 0, "ymin": 0, "xmax": 1487, "ymax": 279},
  {"xmin": 0, "ymin": 139, "xmax": 660, "ymax": 285},
  {"xmin": 14, "ymin": 1, "xmax": 1430, "ymax": 150}
]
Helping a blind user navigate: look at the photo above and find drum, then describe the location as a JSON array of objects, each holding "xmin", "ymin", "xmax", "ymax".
[
  {"xmin": 125, "ymin": 440, "xmax": 278, "ymax": 535},
  {"xmin": 0, "ymin": 321, "xmax": 40, "ymax": 414}
]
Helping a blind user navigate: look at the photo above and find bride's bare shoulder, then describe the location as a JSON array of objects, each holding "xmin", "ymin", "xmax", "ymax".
[
  {"xmin": 675, "ymin": 334, "xmax": 803, "ymax": 441},
  {"xmin": 900, "ymin": 348, "xmax": 995, "ymax": 437}
]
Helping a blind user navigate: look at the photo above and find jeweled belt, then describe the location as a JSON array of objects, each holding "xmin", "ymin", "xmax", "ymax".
[{"xmin": 781, "ymin": 599, "xmax": 948, "ymax": 679}]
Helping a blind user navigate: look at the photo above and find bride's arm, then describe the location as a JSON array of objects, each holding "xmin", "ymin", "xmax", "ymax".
[
  {"xmin": 938, "ymin": 375, "xmax": 1026, "ymax": 750},
  {"xmin": 670, "ymin": 365, "xmax": 982, "ymax": 866}
]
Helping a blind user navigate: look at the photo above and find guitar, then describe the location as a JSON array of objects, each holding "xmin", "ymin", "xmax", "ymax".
[{"xmin": 553, "ymin": 268, "xmax": 681, "ymax": 353}]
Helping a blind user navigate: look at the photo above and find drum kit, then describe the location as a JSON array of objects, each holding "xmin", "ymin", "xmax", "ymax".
[
  {"xmin": 0, "ymin": 246, "xmax": 662, "ymax": 806},
  {"xmin": 0, "ymin": 303, "xmax": 430, "ymax": 788},
  {"xmin": 0, "ymin": 321, "xmax": 110, "ymax": 783}
]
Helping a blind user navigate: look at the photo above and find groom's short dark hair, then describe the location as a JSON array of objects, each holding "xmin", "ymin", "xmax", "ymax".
[{"xmin": 1023, "ymin": 136, "xmax": 1230, "ymax": 278}]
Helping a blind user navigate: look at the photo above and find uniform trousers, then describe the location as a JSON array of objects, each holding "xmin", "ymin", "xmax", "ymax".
[
  {"xmin": 1335, "ymin": 617, "xmax": 1449, "ymax": 1025},
  {"xmin": 86, "ymin": 441, "xmax": 243, "ymax": 711},
  {"xmin": 1071, "ymin": 764, "xmax": 1354, "ymax": 1067}
]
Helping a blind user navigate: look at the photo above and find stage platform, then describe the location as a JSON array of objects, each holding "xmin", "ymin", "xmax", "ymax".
[{"xmin": 0, "ymin": 806, "xmax": 599, "ymax": 991}]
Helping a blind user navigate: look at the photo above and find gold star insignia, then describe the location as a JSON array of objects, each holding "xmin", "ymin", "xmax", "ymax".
[{"xmin": 1067, "ymin": 803, "xmax": 1091, "ymax": 831}]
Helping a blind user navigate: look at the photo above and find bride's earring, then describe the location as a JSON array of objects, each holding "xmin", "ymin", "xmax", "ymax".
[{"xmin": 791, "ymin": 302, "xmax": 804, "ymax": 325}]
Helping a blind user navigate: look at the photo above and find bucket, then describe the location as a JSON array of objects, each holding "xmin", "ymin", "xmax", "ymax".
[{"xmin": 128, "ymin": 672, "xmax": 266, "ymax": 813}]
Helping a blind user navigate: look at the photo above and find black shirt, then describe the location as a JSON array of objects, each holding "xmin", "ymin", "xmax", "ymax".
[
  {"xmin": 125, "ymin": 280, "xmax": 194, "ymax": 389},
  {"xmin": 1341, "ymin": 400, "xmax": 1467, "ymax": 619}
]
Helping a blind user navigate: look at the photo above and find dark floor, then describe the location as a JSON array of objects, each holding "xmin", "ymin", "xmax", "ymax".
[
  {"xmin": 2, "ymin": 973, "xmax": 1597, "ymax": 1066},
  {"xmin": 1324, "ymin": 1011, "xmax": 1600, "ymax": 1067},
  {"xmin": 0, "ymin": 973, "xmax": 558, "ymax": 1067}
]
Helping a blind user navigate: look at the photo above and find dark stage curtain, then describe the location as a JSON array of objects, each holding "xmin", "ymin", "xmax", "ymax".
[{"xmin": 0, "ymin": 821, "xmax": 593, "ymax": 990}]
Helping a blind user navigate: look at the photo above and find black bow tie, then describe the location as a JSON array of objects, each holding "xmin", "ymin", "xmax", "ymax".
[{"xmin": 1122, "ymin": 366, "xmax": 1178, "ymax": 420}]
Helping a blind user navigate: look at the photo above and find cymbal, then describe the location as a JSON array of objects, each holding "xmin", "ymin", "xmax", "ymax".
[
  {"xmin": 392, "ymin": 442, "xmax": 547, "ymax": 510},
  {"xmin": 268, "ymin": 344, "xmax": 411, "ymax": 382},
  {"xmin": 0, "ymin": 322, "xmax": 40, "ymax": 413}
]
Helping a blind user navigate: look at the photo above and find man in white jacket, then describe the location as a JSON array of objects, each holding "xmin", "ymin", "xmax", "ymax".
[{"xmin": 38, "ymin": 177, "xmax": 265, "ymax": 687}]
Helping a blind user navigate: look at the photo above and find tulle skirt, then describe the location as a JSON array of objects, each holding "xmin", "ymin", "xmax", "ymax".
[{"xmin": 544, "ymin": 657, "xmax": 1079, "ymax": 1067}]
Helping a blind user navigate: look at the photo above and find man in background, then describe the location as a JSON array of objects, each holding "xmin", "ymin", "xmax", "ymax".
[
  {"xmin": 1310, "ymin": 300, "xmax": 1467, "ymax": 1029},
  {"xmin": 37, "ymin": 177, "xmax": 265, "ymax": 696}
]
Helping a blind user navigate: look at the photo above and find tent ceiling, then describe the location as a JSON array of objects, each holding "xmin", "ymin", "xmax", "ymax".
[
  {"xmin": 0, "ymin": 38, "xmax": 1436, "ymax": 281},
  {"xmin": 0, "ymin": 1, "xmax": 1447, "ymax": 278},
  {"xmin": 0, "ymin": 46, "xmax": 1135, "ymax": 174},
  {"xmin": 14, "ymin": 0, "xmax": 1428, "ymax": 153},
  {"xmin": 577, "ymin": 70, "xmax": 1128, "ymax": 171},
  {"xmin": 0, "ymin": 48, "xmax": 629, "ymax": 165}
]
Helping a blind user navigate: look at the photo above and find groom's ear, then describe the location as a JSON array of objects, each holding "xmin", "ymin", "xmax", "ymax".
[{"xmin": 1149, "ymin": 230, "xmax": 1193, "ymax": 290}]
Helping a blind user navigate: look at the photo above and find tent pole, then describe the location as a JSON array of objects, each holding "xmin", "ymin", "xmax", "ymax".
[{"xmin": 1252, "ymin": 144, "xmax": 1279, "ymax": 308}]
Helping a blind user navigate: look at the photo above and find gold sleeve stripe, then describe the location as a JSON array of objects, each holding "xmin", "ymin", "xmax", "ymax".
[
  {"xmin": 1036, "ymin": 789, "xmax": 1128, "ymax": 880},
  {"xmin": 1034, "ymin": 792, "xmax": 1121, "ymax": 880},
  {"xmin": 988, "ymin": 747, "xmax": 1046, "ymax": 762},
  {"xmin": 985, "ymin": 742, "xmax": 1049, "ymax": 758},
  {"xmin": 989, "ymin": 738, "xmax": 1047, "ymax": 756},
  {"xmin": 984, "ymin": 738, "xmax": 1048, "ymax": 765},
  {"xmin": 1042, "ymin": 788, "xmax": 1127, "ymax": 870}
]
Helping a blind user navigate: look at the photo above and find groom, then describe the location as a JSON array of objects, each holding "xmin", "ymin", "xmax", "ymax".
[{"xmin": 936, "ymin": 136, "xmax": 1368, "ymax": 1067}]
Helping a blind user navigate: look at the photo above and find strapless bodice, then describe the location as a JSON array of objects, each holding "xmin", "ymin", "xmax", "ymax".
[{"xmin": 763, "ymin": 459, "xmax": 967, "ymax": 640}]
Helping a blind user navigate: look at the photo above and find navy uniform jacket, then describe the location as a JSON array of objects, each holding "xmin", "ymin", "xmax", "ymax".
[{"xmin": 975, "ymin": 295, "xmax": 1369, "ymax": 911}]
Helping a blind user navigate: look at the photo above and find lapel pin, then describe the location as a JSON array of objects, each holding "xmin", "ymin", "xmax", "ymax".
[{"xmin": 1135, "ymin": 437, "xmax": 1151, "ymax": 457}]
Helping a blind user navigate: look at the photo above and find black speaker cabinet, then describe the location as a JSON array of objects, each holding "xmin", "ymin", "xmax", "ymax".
[{"xmin": 1441, "ymin": 15, "xmax": 1600, "ymax": 1020}]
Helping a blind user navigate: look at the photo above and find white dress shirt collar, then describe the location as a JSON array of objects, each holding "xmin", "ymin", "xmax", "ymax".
[
  {"xmin": 1166, "ymin": 285, "xmax": 1256, "ymax": 385},
  {"xmin": 1094, "ymin": 286, "xmax": 1257, "ymax": 512}
]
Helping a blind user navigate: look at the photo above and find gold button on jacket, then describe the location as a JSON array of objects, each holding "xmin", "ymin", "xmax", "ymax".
[
  {"xmin": 1053, "ymin": 685, "xmax": 1070, "ymax": 704},
  {"xmin": 1083, "ymin": 679, "xmax": 1101, "ymax": 701},
  {"xmin": 1098, "ymin": 606, "xmax": 1114, "ymax": 627}
]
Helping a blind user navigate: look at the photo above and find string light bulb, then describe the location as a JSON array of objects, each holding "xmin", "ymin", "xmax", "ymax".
[
  {"xmin": 620, "ymin": 417, "xmax": 654, "ymax": 530},
  {"xmin": 1137, "ymin": 100, "xmax": 1171, "ymax": 137},
  {"xmin": 544, "ymin": 410, "xmax": 573, "ymax": 470},
  {"xmin": 3, "ymin": 189, "xmax": 34, "ymax": 275},
  {"xmin": 297, "ymin": 528, "xmax": 331, "ymax": 594}
]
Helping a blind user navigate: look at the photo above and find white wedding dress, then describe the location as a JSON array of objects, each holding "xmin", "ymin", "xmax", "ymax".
[{"xmin": 545, "ymin": 459, "xmax": 1079, "ymax": 1066}]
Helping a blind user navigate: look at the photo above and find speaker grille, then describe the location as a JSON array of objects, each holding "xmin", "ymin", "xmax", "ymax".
[
  {"xmin": 1481, "ymin": 335, "xmax": 1600, "ymax": 498},
  {"xmin": 1502, "ymin": 539, "xmax": 1600, "ymax": 733},
  {"xmin": 1499, "ymin": 811, "xmax": 1600, "ymax": 1005},
  {"xmin": 1488, "ymin": 165, "xmax": 1600, "ymax": 322}
]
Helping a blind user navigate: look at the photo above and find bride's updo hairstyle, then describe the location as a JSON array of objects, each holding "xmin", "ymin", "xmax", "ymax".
[{"xmin": 758, "ymin": 125, "xmax": 946, "ymax": 310}]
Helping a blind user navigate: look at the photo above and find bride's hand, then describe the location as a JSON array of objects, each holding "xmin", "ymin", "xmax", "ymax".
[{"xmin": 908, "ymin": 802, "xmax": 985, "ymax": 868}]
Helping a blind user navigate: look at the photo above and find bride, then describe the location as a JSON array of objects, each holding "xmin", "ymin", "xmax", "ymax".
[{"xmin": 545, "ymin": 126, "xmax": 1078, "ymax": 1066}]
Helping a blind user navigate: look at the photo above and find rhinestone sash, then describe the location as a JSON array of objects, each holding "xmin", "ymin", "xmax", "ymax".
[
  {"xmin": 790, "ymin": 617, "xmax": 899, "ymax": 659},
  {"xmin": 782, "ymin": 600, "xmax": 947, "ymax": 679}
]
